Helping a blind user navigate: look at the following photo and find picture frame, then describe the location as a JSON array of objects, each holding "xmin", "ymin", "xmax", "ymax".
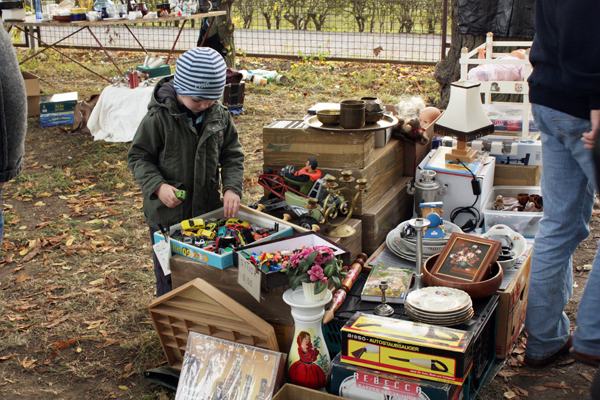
[{"xmin": 430, "ymin": 233, "xmax": 502, "ymax": 284}]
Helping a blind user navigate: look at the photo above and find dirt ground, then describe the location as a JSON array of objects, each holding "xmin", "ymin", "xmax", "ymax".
[{"xmin": 0, "ymin": 52, "xmax": 598, "ymax": 399}]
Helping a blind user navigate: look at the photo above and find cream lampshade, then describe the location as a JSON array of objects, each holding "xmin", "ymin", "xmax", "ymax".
[{"xmin": 434, "ymin": 81, "xmax": 494, "ymax": 164}]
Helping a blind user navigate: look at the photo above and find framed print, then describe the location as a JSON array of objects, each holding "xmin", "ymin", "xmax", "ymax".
[{"xmin": 431, "ymin": 233, "xmax": 502, "ymax": 284}]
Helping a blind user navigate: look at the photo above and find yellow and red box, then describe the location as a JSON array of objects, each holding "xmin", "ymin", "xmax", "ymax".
[{"xmin": 341, "ymin": 313, "xmax": 474, "ymax": 385}]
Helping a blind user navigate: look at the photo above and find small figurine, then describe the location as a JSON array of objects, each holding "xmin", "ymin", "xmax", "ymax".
[
  {"xmin": 493, "ymin": 195, "xmax": 505, "ymax": 210},
  {"xmin": 420, "ymin": 202, "xmax": 445, "ymax": 239}
]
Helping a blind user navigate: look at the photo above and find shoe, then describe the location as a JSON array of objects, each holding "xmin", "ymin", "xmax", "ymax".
[
  {"xmin": 524, "ymin": 334, "xmax": 573, "ymax": 369},
  {"xmin": 570, "ymin": 348, "xmax": 600, "ymax": 367}
]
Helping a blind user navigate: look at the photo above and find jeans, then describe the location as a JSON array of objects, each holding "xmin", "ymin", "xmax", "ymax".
[
  {"xmin": 0, "ymin": 189, "xmax": 4, "ymax": 247},
  {"xmin": 524, "ymin": 104, "xmax": 599, "ymax": 360}
]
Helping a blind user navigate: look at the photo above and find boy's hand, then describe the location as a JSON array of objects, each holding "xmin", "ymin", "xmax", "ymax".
[
  {"xmin": 223, "ymin": 189, "xmax": 240, "ymax": 218},
  {"xmin": 155, "ymin": 183, "xmax": 182, "ymax": 208}
]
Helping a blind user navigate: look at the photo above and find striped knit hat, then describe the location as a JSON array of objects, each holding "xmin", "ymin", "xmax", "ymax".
[{"xmin": 173, "ymin": 47, "xmax": 227, "ymax": 100}]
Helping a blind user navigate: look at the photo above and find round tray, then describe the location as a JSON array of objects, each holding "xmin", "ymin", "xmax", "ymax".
[{"xmin": 305, "ymin": 114, "xmax": 399, "ymax": 131}]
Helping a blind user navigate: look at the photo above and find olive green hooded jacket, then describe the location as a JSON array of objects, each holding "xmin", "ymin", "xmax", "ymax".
[{"xmin": 127, "ymin": 76, "xmax": 244, "ymax": 229}]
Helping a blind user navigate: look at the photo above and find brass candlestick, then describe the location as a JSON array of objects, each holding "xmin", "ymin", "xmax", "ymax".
[{"xmin": 321, "ymin": 172, "xmax": 367, "ymax": 238}]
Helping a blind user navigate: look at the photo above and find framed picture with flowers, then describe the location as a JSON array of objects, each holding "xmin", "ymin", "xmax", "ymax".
[{"xmin": 431, "ymin": 233, "xmax": 502, "ymax": 283}]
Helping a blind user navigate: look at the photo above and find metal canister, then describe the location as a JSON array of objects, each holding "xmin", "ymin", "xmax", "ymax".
[{"xmin": 406, "ymin": 169, "xmax": 448, "ymax": 217}]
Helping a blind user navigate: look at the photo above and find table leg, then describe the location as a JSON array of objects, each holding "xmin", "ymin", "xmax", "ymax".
[
  {"xmin": 86, "ymin": 26, "xmax": 123, "ymax": 76},
  {"xmin": 123, "ymin": 24, "xmax": 148, "ymax": 54},
  {"xmin": 198, "ymin": 16, "xmax": 216, "ymax": 47},
  {"xmin": 165, "ymin": 19, "xmax": 188, "ymax": 64},
  {"xmin": 17, "ymin": 26, "xmax": 87, "ymax": 64},
  {"xmin": 15, "ymin": 27, "xmax": 111, "ymax": 83}
]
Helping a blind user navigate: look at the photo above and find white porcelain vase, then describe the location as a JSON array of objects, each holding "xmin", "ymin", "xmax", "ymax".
[{"xmin": 302, "ymin": 282, "xmax": 328, "ymax": 302}]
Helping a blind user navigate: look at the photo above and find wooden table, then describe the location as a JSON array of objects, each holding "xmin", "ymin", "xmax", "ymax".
[{"xmin": 3, "ymin": 11, "xmax": 226, "ymax": 82}]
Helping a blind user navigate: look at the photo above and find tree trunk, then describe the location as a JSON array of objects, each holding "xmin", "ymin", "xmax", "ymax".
[
  {"xmin": 434, "ymin": 0, "xmax": 484, "ymax": 108},
  {"xmin": 212, "ymin": 0, "xmax": 236, "ymax": 67}
]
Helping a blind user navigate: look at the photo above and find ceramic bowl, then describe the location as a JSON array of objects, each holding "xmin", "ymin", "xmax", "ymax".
[
  {"xmin": 423, "ymin": 254, "xmax": 504, "ymax": 299},
  {"xmin": 316, "ymin": 109, "xmax": 340, "ymax": 125},
  {"xmin": 481, "ymin": 224, "xmax": 527, "ymax": 270},
  {"xmin": 52, "ymin": 14, "xmax": 72, "ymax": 22},
  {"xmin": 365, "ymin": 110, "xmax": 384, "ymax": 123}
]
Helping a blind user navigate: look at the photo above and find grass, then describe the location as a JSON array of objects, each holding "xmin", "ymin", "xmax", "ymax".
[{"xmin": 0, "ymin": 47, "xmax": 439, "ymax": 399}]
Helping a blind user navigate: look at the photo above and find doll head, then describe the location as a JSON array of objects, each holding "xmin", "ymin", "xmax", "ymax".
[{"xmin": 419, "ymin": 107, "xmax": 441, "ymax": 129}]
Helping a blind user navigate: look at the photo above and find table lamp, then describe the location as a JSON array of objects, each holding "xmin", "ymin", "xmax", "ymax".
[{"xmin": 434, "ymin": 81, "xmax": 494, "ymax": 164}]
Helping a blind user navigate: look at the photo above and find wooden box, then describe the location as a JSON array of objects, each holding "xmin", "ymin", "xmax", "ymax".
[
  {"xmin": 263, "ymin": 120, "xmax": 376, "ymax": 169},
  {"xmin": 265, "ymin": 138, "xmax": 404, "ymax": 215},
  {"xmin": 356, "ymin": 176, "xmax": 414, "ymax": 256},
  {"xmin": 273, "ymin": 384, "xmax": 341, "ymax": 400},
  {"xmin": 494, "ymin": 164, "xmax": 541, "ymax": 186}
]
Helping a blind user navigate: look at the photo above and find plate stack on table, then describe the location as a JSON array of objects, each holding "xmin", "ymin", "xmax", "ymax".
[
  {"xmin": 405, "ymin": 286, "xmax": 474, "ymax": 326},
  {"xmin": 386, "ymin": 220, "xmax": 463, "ymax": 262}
]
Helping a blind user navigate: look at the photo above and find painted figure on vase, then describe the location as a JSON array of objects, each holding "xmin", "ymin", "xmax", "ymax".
[{"xmin": 288, "ymin": 331, "xmax": 326, "ymax": 389}]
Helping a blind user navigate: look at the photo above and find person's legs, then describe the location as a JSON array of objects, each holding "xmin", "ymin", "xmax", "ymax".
[
  {"xmin": 525, "ymin": 104, "xmax": 595, "ymax": 361},
  {"xmin": 149, "ymin": 226, "xmax": 172, "ymax": 297}
]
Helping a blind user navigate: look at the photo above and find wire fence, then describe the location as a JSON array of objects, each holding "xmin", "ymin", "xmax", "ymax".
[{"xmin": 10, "ymin": 0, "xmax": 449, "ymax": 63}]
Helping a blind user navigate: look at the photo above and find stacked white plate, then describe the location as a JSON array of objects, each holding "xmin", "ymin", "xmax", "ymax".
[
  {"xmin": 404, "ymin": 286, "xmax": 474, "ymax": 326},
  {"xmin": 386, "ymin": 220, "xmax": 463, "ymax": 262}
]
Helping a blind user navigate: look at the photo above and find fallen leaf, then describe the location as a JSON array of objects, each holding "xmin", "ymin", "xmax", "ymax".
[
  {"xmin": 65, "ymin": 237, "xmax": 75, "ymax": 246},
  {"xmin": 0, "ymin": 354, "xmax": 15, "ymax": 361},
  {"xmin": 580, "ymin": 372, "xmax": 594, "ymax": 382},
  {"xmin": 19, "ymin": 357, "xmax": 37, "ymax": 369},
  {"xmin": 498, "ymin": 370, "xmax": 518, "ymax": 378},
  {"xmin": 52, "ymin": 338, "xmax": 78, "ymax": 350},
  {"xmin": 34, "ymin": 201, "xmax": 45, "ymax": 207},
  {"xmin": 21, "ymin": 249, "xmax": 38, "ymax": 263},
  {"xmin": 512, "ymin": 386, "xmax": 528, "ymax": 396},
  {"xmin": 19, "ymin": 248, "xmax": 28, "ymax": 256},
  {"xmin": 118, "ymin": 385, "xmax": 128, "ymax": 390},
  {"xmin": 4, "ymin": 254, "xmax": 14, "ymax": 263},
  {"xmin": 124, "ymin": 363, "xmax": 133, "ymax": 372},
  {"xmin": 116, "ymin": 183, "xmax": 125, "ymax": 188},
  {"xmin": 504, "ymin": 390, "xmax": 516, "ymax": 399},
  {"xmin": 532, "ymin": 386, "xmax": 548, "ymax": 392},
  {"xmin": 15, "ymin": 274, "xmax": 28, "ymax": 284},
  {"xmin": 545, "ymin": 382, "xmax": 572, "ymax": 389},
  {"xmin": 89, "ymin": 278, "xmax": 104, "ymax": 286}
]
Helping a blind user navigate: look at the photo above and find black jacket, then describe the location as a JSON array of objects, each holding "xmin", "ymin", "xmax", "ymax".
[{"xmin": 528, "ymin": 0, "xmax": 600, "ymax": 120}]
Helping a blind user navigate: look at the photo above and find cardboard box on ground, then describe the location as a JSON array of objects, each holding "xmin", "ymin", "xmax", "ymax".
[
  {"xmin": 22, "ymin": 71, "xmax": 40, "ymax": 117},
  {"xmin": 495, "ymin": 251, "xmax": 531, "ymax": 359},
  {"xmin": 265, "ymin": 138, "xmax": 405, "ymax": 216}
]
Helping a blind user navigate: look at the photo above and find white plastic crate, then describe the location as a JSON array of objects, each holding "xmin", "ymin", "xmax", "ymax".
[{"xmin": 482, "ymin": 185, "xmax": 543, "ymax": 238}]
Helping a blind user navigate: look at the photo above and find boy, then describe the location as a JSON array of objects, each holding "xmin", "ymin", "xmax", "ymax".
[{"xmin": 128, "ymin": 47, "xmax": 244, "ymax": 296}]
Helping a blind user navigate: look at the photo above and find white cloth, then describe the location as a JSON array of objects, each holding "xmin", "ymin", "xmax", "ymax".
[
  {"xmin": 88, "ymin": 85, "xmax": 154, "ymax": 142},
  {"xmin": 467, "ymin": 55, "xmax": 525, "ymax": 82}
]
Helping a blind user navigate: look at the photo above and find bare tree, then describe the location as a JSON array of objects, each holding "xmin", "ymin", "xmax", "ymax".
[
  {"xmin": 235, "ymin": 0, "xmax": 256, "ymax": 29},
  {"xmin": 283, "ymin": 0, "xmax": 310, "ymax": 29},
  {"xmin": 260, "ymin": 0, "xmax": 285, "ymax": 29}
]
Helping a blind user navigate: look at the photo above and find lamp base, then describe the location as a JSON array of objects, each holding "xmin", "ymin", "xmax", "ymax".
[{"xmin": 445, "ymin": 146, "xmax": 478, "ymax": 164}]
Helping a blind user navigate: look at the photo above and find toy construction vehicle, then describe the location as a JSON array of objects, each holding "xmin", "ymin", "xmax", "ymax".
[{"xmin": 251, "ymin": 168, "xmax": 348, "ymax": 230}]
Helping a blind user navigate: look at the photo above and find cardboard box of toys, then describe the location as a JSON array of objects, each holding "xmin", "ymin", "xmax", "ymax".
[
  {"xmin": 330, "ymin": 353, "xmax": 463, "ymax": 400},
  {"xmin": 495, "ymin": 251, "xmax": 532, "ymax": 358},
  {"xmin": 153, "ymin": 205, "xmax": 294, "ymax": 269},
  {"xmin": 263, "ymin": 120, "xmax": 376, "ymax": 169},
  {"xmin": 340, "ymin": 313, "xmax": 473, "ymax": 385},
  {"xmin": 22, "ymin": 71, "xmax": 40, "ymax": 116},
  {"xmin": 494, "ymin": 164, "xmax": 541, "ymax": 186}
]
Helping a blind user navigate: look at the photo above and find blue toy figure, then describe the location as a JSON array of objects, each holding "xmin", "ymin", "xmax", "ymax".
[{"xmin": 419, "ymin": 202, "xmax": 445, "ymax": 239}]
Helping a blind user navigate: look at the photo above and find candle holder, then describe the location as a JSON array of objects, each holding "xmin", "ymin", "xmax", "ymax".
[
  {"xmin": 320, "ymin": 172, "xmax": 368, "ymax": 238},
  {"xmin": 373, "ymin": 281, "xmax": 395, "ymax": 317}
]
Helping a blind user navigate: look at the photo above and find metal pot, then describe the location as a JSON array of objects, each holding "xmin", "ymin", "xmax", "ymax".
[
  {"xmin": 406, "ymin": 170, "xmax": 448, "ymax": 217},
  {"xmin": 339, "ymin": 99, "xmax": 365, "ymax": 129}
]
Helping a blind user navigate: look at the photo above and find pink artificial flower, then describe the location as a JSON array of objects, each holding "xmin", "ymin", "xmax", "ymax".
[
  {"xmin": 313, "ymin": 245, "xmax": 334, "ymax": 266},
  {"xmin": 321, "ymin": 277, "xmax": 327, "ymax": 284},
  {"xmin": 342, "ymin": 266, "xmax": 349, "ymax": 271},
  {"xmin": 308, "ymin": 265, "xmax": 325, "ymax": 282}
]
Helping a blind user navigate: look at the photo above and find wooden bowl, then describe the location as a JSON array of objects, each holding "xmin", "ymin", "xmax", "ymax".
[
  {"xmin": 316, "ymin": 109, "xmax": 340, "ymax": 125},
  {"xmin": 52, "ymin": 15, "xmax": 72, "ymax": 22},
  {"xmin": 423, "ymin": 253, "xmax": 504, "ymax": 299}
]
